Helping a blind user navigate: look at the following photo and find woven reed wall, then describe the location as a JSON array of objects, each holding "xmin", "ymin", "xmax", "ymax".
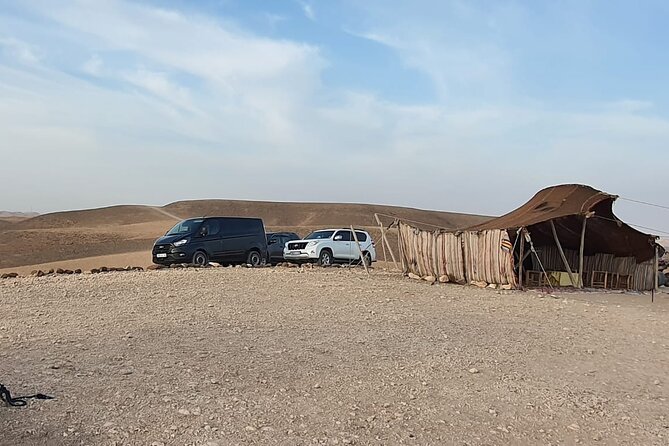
[
  {"xmin": 531, "ymin": 245, "xmax": 654, "ymax": 291},
  {"xmin": 397, "ymin": 222, "xmax": 516, "ymax": 287}
]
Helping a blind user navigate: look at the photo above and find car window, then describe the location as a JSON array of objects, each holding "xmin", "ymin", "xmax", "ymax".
[
  {"xmin": 334, "ymin": 230, "xmax": 352, "ymax": 241},
  {"xmin": 167, "ymin": 219, "xmax": 203, "ymax": 236},
  {"xmin": 355, "ymin": 231, "xmax": 367, "ymax": 242},
  {"xmin": 207, "ymin": 220, "xmax": 220, "ymax": 235},
  {"xmin": 305, "ymin": 230, "xmax": 335, "ymax": 239}
]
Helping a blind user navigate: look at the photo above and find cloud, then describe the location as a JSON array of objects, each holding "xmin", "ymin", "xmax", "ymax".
[
  {"xmin": 298, "ymin": 1, "xmax": 316, "ymax": 21},
  {"xmin": 0, "ymin": 36, "xmax": 41, "ymax": 64},
  {"xmin": 82, "ymin": 54, "xmax": 103, "ymax": 76}
]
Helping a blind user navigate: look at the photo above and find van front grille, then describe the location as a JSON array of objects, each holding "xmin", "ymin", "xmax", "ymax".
[{"xmin": 287, "ymin": 242, "xmax": 307, "ymax": 250}]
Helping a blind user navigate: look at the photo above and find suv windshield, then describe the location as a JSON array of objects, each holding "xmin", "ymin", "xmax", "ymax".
[
  {"xmin": 166, "ymin": 219, "xmax": 204, "ymax": 236},
  {"xmin": 305, "ymin": 230, "xmax": 335, "ymax": 240}
]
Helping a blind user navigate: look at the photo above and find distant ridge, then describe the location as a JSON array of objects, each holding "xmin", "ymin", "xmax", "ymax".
[
  {"xmin": 0, "ymin": 211, "xmax": 39, "ymax": 218},
  {"xmin": 0, "ymin": 199, "xmax": 492, "ymax": 269}
]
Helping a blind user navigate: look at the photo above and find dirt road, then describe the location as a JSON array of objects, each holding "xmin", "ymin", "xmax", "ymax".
[{"xmin": 1, "ymin": 268, "xmax": 668, "ymax": 445}]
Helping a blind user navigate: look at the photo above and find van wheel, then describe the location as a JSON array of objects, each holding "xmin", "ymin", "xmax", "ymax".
[
  {"xmin": 247, "ymin": 250, "xmax": 262, "ymax": 267},
  {"xmin": 362, "ymin": 251, "xmax": 372, "ymax": 267},
  {"xmin": 317, "ymin": 249, "xmax": 333, "ymax": 266},
  {"xmin": 192, "ymin": 251, "xmax": 209, "ymax": 267}
]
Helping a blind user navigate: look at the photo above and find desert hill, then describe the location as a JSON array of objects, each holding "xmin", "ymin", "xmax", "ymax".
[{"xmin": 0, "ymin": 199, "xmax": 491, "ymax": 270}]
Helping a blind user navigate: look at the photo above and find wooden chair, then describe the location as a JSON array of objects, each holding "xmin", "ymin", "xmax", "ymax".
[
  {"xmin": 525, "ymin": 270, "xmax": 542, "ymax": 287},
  {"xmin": 608, "ymin": 273, "xmax": 619, "ymax": 289},
  {"xmin": 616, "ymin": 274, "xmax": 632, "ymax": 290},
  {"xmin": 591, "ymin": 271, "xmax": 608, "ymax": 289}
]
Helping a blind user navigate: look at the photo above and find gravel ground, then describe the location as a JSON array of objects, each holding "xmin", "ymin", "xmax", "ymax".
[{"xmin": 1, "ymin": 267, "xmax": 668, "ymax": 446}]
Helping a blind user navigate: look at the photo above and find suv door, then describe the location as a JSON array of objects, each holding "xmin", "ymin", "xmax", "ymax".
[{"xmin": 332, "ymin": 230, "xmax": 353, "ymax": 260}]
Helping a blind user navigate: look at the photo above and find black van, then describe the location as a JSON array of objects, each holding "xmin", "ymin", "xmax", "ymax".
[{"xmin": 152, "ymin": 217, "xmax": 268, "ymax": 267}]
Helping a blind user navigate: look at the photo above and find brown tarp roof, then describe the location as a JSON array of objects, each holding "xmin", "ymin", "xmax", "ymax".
[{"xmin": 467, "ymin": 184, "xmax": 659, "ymax": 262}]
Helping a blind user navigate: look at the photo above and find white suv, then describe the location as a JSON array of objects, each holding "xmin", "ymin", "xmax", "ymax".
[{"xmin": 283, "ymin": 229, "xmax": 377, "ymax": 266}]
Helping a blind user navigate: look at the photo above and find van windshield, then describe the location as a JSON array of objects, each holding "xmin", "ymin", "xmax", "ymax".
[
  {"xmin": 304, "ymin": 230, "xmax": 335, "ymax": 240},
  {"xmin": 166, "ymin": 219, "xmax": 204, "ymax": 236}
]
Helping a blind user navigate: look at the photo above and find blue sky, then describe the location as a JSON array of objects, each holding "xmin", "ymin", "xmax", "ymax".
[{"xmin": 2, "ymin": 0, "xmax": 669, "ymax": 233}]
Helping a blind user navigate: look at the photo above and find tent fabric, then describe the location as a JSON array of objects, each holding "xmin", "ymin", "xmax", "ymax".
[
  {"xmin": 467, "ymin": 184, "xmax": 658, "ymax": 263},
  {"xmin": 397, "ymin": 222, "xmax": 516, "ymax": 286}
]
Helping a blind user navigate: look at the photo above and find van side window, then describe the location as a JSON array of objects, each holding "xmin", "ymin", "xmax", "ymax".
[{"xmin": 208, "ymin": 220, "xmax": 220, "ymax": 235}]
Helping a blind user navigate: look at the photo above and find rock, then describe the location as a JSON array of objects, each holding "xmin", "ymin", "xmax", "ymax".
[
  {"xmin": 90, "ymin": 269, "xmax": 100, "ymax": 274},
  {"xmin": 56, "ymin": 268, "xmax": 65, "ymax": 274},
  {"xmin": 286, "ymin": 263, "xmax": 298, "ymax": 268},
  {"xmin": 169, "ymin": 264, "xmax": 182, "ymax": 269},
  {"xmin": 208, "ymin": 262, "xmax": 222, "ymax": 267},
  {"xmin": 74, "ymin": 269, "xmax": 82, "ymax": 274},
  {"xmin": 47, "ymin": 269, "xmax": 54, "ymax": 274},
  {"xmin": 245, "ymin": 426, "xmax": 257, "ymax": 432},
  {"xmin": 438, "ymin": 275, "xmax": 450, "ymax": 283},
  {"xmin": 146, "ymin": 265, "xmax": 163, "ymax": 271},
  {"xmin": 471, "ymin": 281, "xmax": 488, "ymax": 288},
  {"xmin": 313, "ymin": 383, "xmax": 321, "ymax": 389},
  {"xmin": 178, "ymin": 409, "xmax": 190, "ymax": 416},
  {"xmin": 468, "ymin": 368, "xmax": 480, "ymax": 374},
  {"xmin": 1, "ymin": 272, "xmax": 18, "ymax": 279},
  {"xmin": 500, "ymin": 284, "xmax": 513, "ymax": 290},
  {"xmin": 120, "ymin": 368, "xmax": 134, "ymax": 375},
  {"xmin": 100, "ymin": 267, "xmax": 108, "ymax": 272},
  {"xmin": 423, "ymin": 275, "xmax": 436, "ymax": 282},
  {"xmin": 487, "ymin": 283, "xmax": 497, "ymax": 289},
  {"xmin": 408, "ymin": 273, "xmax": 421, "ymax": 280},
  {"xmin": 64, "ymin": 270, "xmax": 74, "ymax": 275}
]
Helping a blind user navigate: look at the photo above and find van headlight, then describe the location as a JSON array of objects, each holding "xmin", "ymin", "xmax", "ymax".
[
  {"xmin": 173, "ymin": 238, "xmax": 188, "ymax": 247},
  {"xmin": 307, "ymin": 241, "xmax": 317, "ymax": 247}
]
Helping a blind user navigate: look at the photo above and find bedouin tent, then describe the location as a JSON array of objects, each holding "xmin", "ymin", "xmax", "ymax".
[{"xmin": 396, "ymin": 184, "xmax": 662, "ymax": 291}]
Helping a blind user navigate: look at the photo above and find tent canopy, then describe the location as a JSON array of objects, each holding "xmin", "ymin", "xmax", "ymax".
[{"xmin": 467, "ymin": 184, "xmax": 659, "ymax": 262}]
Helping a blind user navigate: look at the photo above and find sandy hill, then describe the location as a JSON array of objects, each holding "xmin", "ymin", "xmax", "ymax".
[{"xmin": 0, "ymin": 199, "xmax": 491, "ymax": 271}]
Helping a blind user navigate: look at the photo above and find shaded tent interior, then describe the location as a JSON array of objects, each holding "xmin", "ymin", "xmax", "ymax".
[{"xmin": 468, "ymin": 184, "xmax": 662, "ymax": 290}]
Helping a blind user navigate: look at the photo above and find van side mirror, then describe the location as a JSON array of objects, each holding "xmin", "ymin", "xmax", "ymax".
[{"xmin": 268, "ymin": 239, "xmax": 276, "ymax": 245}]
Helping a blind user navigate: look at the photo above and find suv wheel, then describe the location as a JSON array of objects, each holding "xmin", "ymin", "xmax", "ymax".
[
  {"xmin": 318, "ymin": 249, "xmax": 333, "ymax": 267},
  {"xmin": 362, "ymin": 251, "xmax": 372, "ymax": 267},
  {"xmin": 247, "ymin": 250, "xmax": 262, "ymax": 267},
  {"xmin": 192, "ymin": 251, "xmax": 209, "ymax": 267}
]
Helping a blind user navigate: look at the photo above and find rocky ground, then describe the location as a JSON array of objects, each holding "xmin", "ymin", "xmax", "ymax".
[{"xmin": 1, "ymin": 267, "xmax": 668, "ymax": 445}]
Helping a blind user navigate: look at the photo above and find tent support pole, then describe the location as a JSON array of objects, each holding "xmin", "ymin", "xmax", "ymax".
[
  {"xmin": 550, "ymin": 220, "xmax": 578, "ymax": 287},
  {"xmin": 377, "ymin": 214, "xmax": 398, "ymax": 271},
  {"xmin": 518, "ymin": 228, "xmax": 525, "ymax": 289},
  {"xmin": 653, "ymin": 244, "xmax": 659, "ymax": 301},
  {"xmin": 578, "ymin": 215, "xmax": 588, "ymax": 288},
  {"xmin": 374, "ymin": 214, "xmax": 388, "ymax": 263},
  {"xmin": 351, "ymin": 225, "xmax": 370, "ymax": 275}
]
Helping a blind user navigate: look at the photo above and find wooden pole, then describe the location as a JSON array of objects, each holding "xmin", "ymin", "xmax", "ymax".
[
  {"xmin": 518, "ymin": 228, "xmax": 525, "ymax": 289},
  {"xmin": 578, "ymin": 215, "xmax": 588, "ymax": 288},
  {"xmin": 549, "ymin": 220, "xmax": 578, "ymax": 287},
  {"xmin": 653, "ymin": 244, "xmax": 659, "ymax": 300},
  {"xmin": 374, "ymin": 213, "xmax": 388, "ymax": 263},
  {"xmin": 351, "ymin": 225, "xmax": 370, "ymax": 275},
  {"xmin": 374, "ymin": 214, "xmax": 398, "ymax": 270}
]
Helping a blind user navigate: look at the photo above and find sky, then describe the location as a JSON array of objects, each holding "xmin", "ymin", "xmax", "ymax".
[{"xmin": 2, "ymin": 0, "xmax": 669, "ymax": 234}]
